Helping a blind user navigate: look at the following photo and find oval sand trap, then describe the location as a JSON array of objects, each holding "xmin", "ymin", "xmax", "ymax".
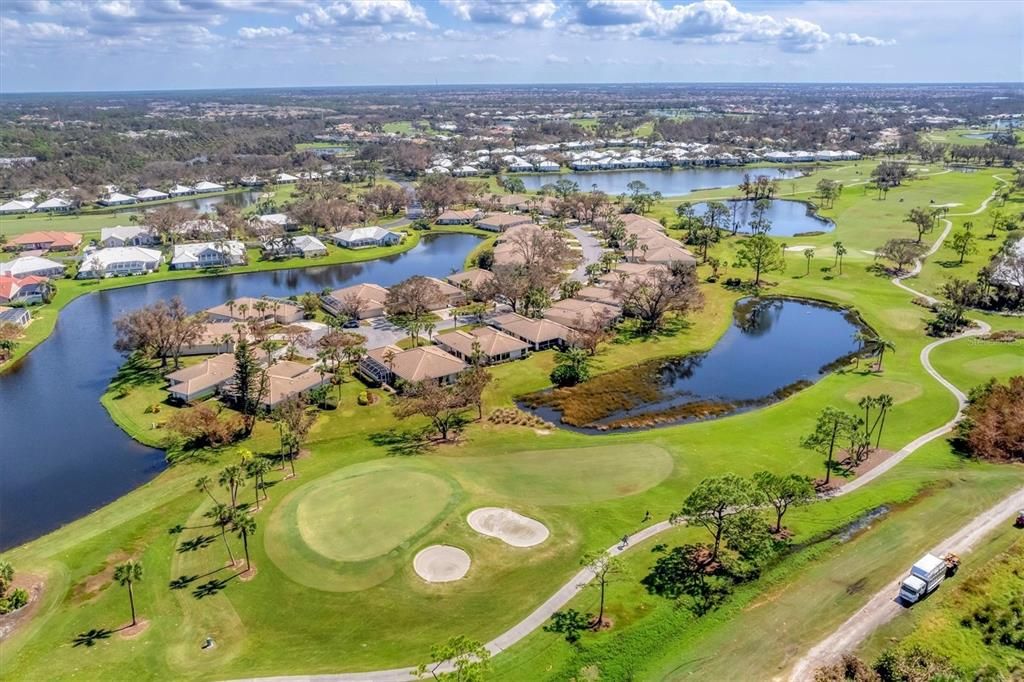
[
  {"xmin": 413, "ymin": 545, "xmax": 470, "ymax": 583},
  {"xmin": 467, "ymin": 507, "xmax": 549, "ymax": 548}
]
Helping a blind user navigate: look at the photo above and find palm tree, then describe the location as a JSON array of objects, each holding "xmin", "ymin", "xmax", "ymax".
[
  {"xmin": 218, "ymin": 465, "xmax": 245, "ymax": 508},
  {"xmin": 872, "ymin": 394, "xmax": 895, "ymax": 448},
  {"xmin": 194, "ymin": 475, "xmax": 219, "ymax": 505},
  {"xmin": 803, "ymin": 248, "xmax": 814, "ymax": 275},
  {"xmin": 246, "ymin": 458, "xmax": 272, "ymax": 508},
  {"xmin": 835, "ymin": 243, "xmax": 848, "ymax": 274},
  {"xmin": 853, "ymin": 330, "xmax": 874, "ymax": 369},
  {"xmin": 209, "ymin": 503, "xmax": 237, "ymax": 565},
  {"xmin": 231, "ymin": 511, "xmax": 256, "ymax": 573},
  {"xmin": 874, "ymin": 337, "xmax": 896, "ymax": 372},
  {"xmin": 113, "ymin": 560, "xmax": 143, "ymax": 627}
]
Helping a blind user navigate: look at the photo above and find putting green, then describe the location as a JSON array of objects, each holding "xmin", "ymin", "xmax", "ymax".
[
  {"xmin": 962, "ymin": 353, "xmax": 1024, "ymax": 380},
  {"xmin": 297, "ymin": 470, "xmax": 452, "ymax": 562},
  {"xmin": 266, "ymin": 465, "xmax": 459, "ymax": 592},
  {"xmin": 451, "ymin": 444, "xmax": 673, "ymax": 505}
]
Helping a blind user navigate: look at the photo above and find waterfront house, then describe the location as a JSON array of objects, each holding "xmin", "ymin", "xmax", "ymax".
[
  {"xmin": 170, "ymin": 241, "xmax": 246, "ymax": 269},
  {"xmin": 329, "ymin": 226, "xmax": 402, "ymax": 249},
  {"xmin": 135, "ymin": 188, "xmax": 169, "ymax": 202},
  {"xmin": 99, "ymin": 192, "xmax": 137, "ymax": 206},
  {"xmin": 0, "ymin": 275, "xmax": 49, "ymax": 304},
  {"xmin": 322, "ymin": 283, "xmax": 389, "ymax": 319},
  {"xmin": 0, "ymin": 306, "xmax": 31, "ymax": 327},
  {"xmin": 193, "ymin": 180, "xmax": 225, "ymax": 193},
  {"xmin": 475, "ymin": 212, "xmax": 533, "ymax": 233},
  {"xmin": 77, "ymin": 247, "xmax": 163, "ymax": 278},
  {"xmin": 35, "ymin": 197, "xmax": 73, "ymax": 212},
  {"xmin": 0, "ymin": 200, "xmax": 35, "ymax": 214},
  {"xmin": 205, "ymin": 296, "xmax": 304, "ymax": 325},
  {"xmin": 180, "ymin": 321, "xmax": 246, "ymax": 356},
  {"xmin": 168, "ymin": 184, "xmax": 194, "ymax": 196},
  {"xmin": 0, "ymin": 255, "xmax": 67, "ymax": 278},
  {"xmin": 262, "ymin": 235, "xmax": 328, "ymax": 259},
  {"xmin": 435, "ymin": 209, "xmax": 480, "ymax": 224}
]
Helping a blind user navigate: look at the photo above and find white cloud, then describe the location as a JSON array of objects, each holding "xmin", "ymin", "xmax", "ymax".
[
  {"xmin": 295, "ymin": 0, "xmax": 432, "ymax": 30},
  {"xmin": 442, "ymin": 0, "xmax": 559, "ymax": 28},
  {"xmin": 835, "ymin": 32, "xmax": 895, "ymax": 47},
  {"xmin": 468, "ymin": 53, "xmax": 522, "ymax": 64},
  {"xmin": 238, "ymin": 25, "xmax": 293, "ymax": 39},
  {"xmin": 427, "ymin": 55, "xmax": 449, "ymax": 63},
  {"xmin": 545, "ymin": 53, "xmax": 569, "ymax": 63}
]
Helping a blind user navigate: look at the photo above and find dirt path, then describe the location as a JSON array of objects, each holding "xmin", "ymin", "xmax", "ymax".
[{"xmin": 789, "ymin": 487, "xmax": 1024, "ymax": 681}]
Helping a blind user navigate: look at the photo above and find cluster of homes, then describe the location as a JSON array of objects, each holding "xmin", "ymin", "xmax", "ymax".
[
  {"xmin": 424, "ymin": 140, "xmax": 862, "ymax": 176},
  {"xmin": 163, "ymin": 296, "xmax": 334, "ymax": 408},
  {"xmin": 0, "ymin": 219, "xmax": 406, "ymax": 285}
]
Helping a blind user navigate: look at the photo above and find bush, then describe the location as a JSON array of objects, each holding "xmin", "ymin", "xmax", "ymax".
[
  {"xmin": 144, "ymin": 403, "xmax": 161, "ymax": 414},
  {"xmin": 551, "ymin": 362, "xmax": 588, "ymax": 387},
  {"xmin": 165, "ymin": 403, "xmax": 242, "ymax": 448},
  {"xmin": 724, "ymin": 277, "xmax": 742, "ymax": 288},
  {"xmin": 357, "ymin": 390, "xmax": 378, "ymax": 406},
  {"xmin": 0, "ymin": 588, "xmax": 28, "ymax": 615},
  {"xmin": 475, "ymin": 248, "xmax": 495, "ymax": 270}
]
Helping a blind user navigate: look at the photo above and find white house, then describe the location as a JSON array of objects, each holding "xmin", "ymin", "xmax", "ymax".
[
  {"xmin": 100, "ymin": 225, "xmax": 159, "ymax": 248},
  {"xmin": 275, "ymin": 172, "xmax": 300, "ymax": 184},
  {"xmin": 0, "ymin": 200, "xmax": 35, "ymax": 214},
  {"xmin": 170, "ymin": 241, "xmax": 246, "ymax": 269},
  {"xmin": 192, "ymin": 180, "xmax": 225, "ymax": 193},
  {"xmin": 100, "ymin": 192, "xmax": 137, "ymax": 206},
  {"xmin": 452, "ymin": 165, "xmax": 480, "ymax": 177},
  {"xmin": 251, "ymin": 213, "xmax": 298, "ymax": 232},
  {"xmin": 0, "ymin": 255, "xmax": 66, "ymax": 278},
  {"xmin": 77, "ymin": 247, "xmax": 163, "ymax": 278},
  {"xmin": 329, "ymin": 226, "xmax": 402, "ymax": 249},
  {"xmin": 534, "ymin": 160, "xmax": 560, "ymax": 172},
  {"xmin": 168, "ymin": 184, "xmax": 194, "ymax": 196},
  {"xmin": 262, "ymin": 235, "xmax": 328, "ymax": 259},
  {"xmin": 135, "ymin": 188, "xmax": 169, "ymax": 202},
  {"xmin": 35, "ymin": 197, "xmax": 73, "ymax": 212}
]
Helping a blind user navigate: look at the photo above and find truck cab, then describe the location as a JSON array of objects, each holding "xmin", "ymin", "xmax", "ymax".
[{"xmin": 899, "ymin": 553, "xmax": 947, "ymax": 604}]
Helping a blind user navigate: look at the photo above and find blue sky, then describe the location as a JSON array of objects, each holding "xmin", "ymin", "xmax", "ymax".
[{"xmin": 1, "ymin": 0, "xmax": 1021, "ymax": 93}]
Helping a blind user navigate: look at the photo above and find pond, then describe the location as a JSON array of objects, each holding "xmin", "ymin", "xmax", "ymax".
[
  {"xmin": 688, "ymin": 199, "xmax": 834, "ymax": 237},
  {"xmin": 515, "ymin": 167, "xmax": 804, "ymax": 197},
  {"xmin": 0, "ymin": 233, "xmax": 482, "ymax": 550},
  {"xmin": 109, "ymin": 189, "xmax": 263, "ymax": 217},
  {"xmin": 521, "ymin": 298, "xmax": 865, "ymax": 432}
]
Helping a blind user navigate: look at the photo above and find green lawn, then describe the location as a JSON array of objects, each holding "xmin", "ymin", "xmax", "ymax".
[{"xmin": 1, "ymin": 159, "xmax": 1022, "ymax": 681}]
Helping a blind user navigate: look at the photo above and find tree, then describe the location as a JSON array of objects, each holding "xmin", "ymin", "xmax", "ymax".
[
  {"xmin": 950, "ymin": 229, "xmax": 977, "ymax": 265},
  {"xmin": 544, "ymin": 609, "xmax": 592, "ymax": 645},
  {"xmin": 642, "ymin": 543, "xmax": 731, "ymax": 615},
  {"xmin": 218, "ymin": 464, "xmax": 245, "ymax": 508},
  {"xmin": 274, "ymin": 394, "xmax": 316, "ymax": 477},
  {"xmin": 230, "ymin": 339, "xmax": 268, "ymax": 436},
  {"xmin": 677, "ymin": 474, "xmax": 758, "ymax": 561},
  {"xmin": 958, "ymin": 376, "xmax": 1024, "ymax": 461},
  {"xmin": 0, "ymin": 321, "xmax": 21, "ymax": 361},
  {"xmin": 166, "ymin": 403, "xmax": 242, "ymax": 448},
  {"xmin": 801, "ymin": 407, "xmax": 856, "ymax": 484},
  {"xmin": 246, "ymin": 457, "xmax": 272, "ymax": 508},
  {"xmin": 113, "ymin": 297, "xmax": 207, "ymax": 369},
  {"xmin": 207, "ymin": 502, "xmax": 237, "ymax": 565},
  {"xmin": 752, "ymin": 471, "xmax": 815, "ymax": 533},
  {"xmin": 550, "ymin": 347, "xmax": 591, "ymax": 387},
  {"xmin": 393, "ymin": 381, "xmax": 471, "ymax": 441},
  {"xmin": 904, "ymin": 207, "xmax": 935, "ymax": 244},
  {"xmin": 0, "ymin": 560, "xmax": 28, "ymax": 615},
  {"xmin": 386, "ymin": 276, "xmax": 443, "ymax": 347},
  {"xmin": 803, "ymin": 247, "xmax": 815, "ymax": 275},
  {"xmin": 113, "ymin": 560, "xmax": 143, "ymax": 627},
  {"xmin": 876, "ymin": 239, "xmax": 927, "ymax": 274},
  {"xmin": 702, "ymin": 200, "xmax": 729, "ymax": 233},
  {"xmin": 415, "ymin": 635, "xmax": 491, "ymax": 682},
  {"xmin": 456, "ymin": 364, "xmax": 492, "ymax": 421},
  {"xmin": 735, "ymin": 234, "xmax": 784, "ymax": 286},
  {"xmin": 194, "ymin": 475, "xmax": 219, "ymax": 505},
  {"xmin": 146, "ymin": 204, "xmax": 196, "ymax": 245},
  {"xmin": 613, "ymin": 261, "xmax": 703, "ymax": 333},
  {"xmin": 872, "ymin": 337, "xmax": 896, "ymax": 371},
  {"xmin": 231, "ymin": 510, "xmax": 256, "ymax": 573},
  {"xmin": 579, "ymin": 551, "xmax": 625, "ymax": 628},
  {"xmin": 871, "ymin": 161, "xmax": 913, "ymax": 188}
]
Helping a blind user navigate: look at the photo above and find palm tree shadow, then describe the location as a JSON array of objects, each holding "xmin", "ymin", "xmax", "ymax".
[
  {"xmin": 176, "ymin": 535, "xmax": 216, "ymax": 553},
  {"xmin": 72, "ymin": 628, "xmax": 113, "ymax": 647},
  {"xmin": 192, "ymin": 578, "xmax": 230, "ymax": 599},
  {"xmin": 368, "ymin": 428, "xmax": 433, "ymax": 456},
  {"xmin": 169, "ymin": 574, "xmax": 199, "ymax": 590}
]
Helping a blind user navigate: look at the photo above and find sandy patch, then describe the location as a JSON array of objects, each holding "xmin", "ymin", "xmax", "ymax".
[
  {"xmin": 784, "ymin": 245, "xmax": 816, "ymax": 252},
  {"xmin": 467, "ymin": 508, "xmax": 550, "ymax": 548},
  {"xmin": 119, "ymin": 618, "xmax": 150, "ymax": 639},
  {"xmin": 932, "ymin": 202, "xmax": 962, "ymax": 208},
  {"xmin": 413, "ymin": 545, "xmax": 470, "ymax": 583}
]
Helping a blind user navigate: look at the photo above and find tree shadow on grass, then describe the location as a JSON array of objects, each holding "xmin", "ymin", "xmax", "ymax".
[
  {"xmin": 176, "ymin": 535, "xmax": 215, "ymax": 553},
  {"xmin": 169, "ymin": 574, "xmax": 199, "ymax": 590},
  {"xmin": 368, "ymin": 428, "xmax": 434, "ymax": 456},
  {"xmin": 192, "ymin": 578, "xmax": 230, "ymax": 599},
  {"xmin": 72, "ymin": 628, "xmax": 113, "ymax": 647}
]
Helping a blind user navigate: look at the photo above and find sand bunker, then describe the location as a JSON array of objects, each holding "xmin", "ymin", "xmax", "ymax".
[
  {"xmin": 467, "ymin": 507, "xmax": 550, "ymax": 548},
  {"xmin": 784, "ymin": 245, "xmax": 816, "ymax": 252},
  {"xmin": 413, "ymin": 545, "xmax": 470, "ymax": 583}
]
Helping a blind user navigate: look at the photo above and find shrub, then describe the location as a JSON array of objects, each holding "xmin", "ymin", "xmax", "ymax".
[
  {"xmin": 166, "ymin": 403, "xmax": 242, "ymax": 449},
  {"xmin": 144, "ymin": 403, "xmax": 161, "ymax": 414}
]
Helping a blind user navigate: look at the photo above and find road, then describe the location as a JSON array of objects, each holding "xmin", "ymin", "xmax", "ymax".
[
  {"xmin": 236, "ymin": 174, "xmax": 1011, "ymax": 682},
  {"xmin": 567, "ymin": 225, "xmax": 605, "ymax": 282},
  {"xmin": 789, "ymin": 487, "xmax": 1024, "ymax": 681}
]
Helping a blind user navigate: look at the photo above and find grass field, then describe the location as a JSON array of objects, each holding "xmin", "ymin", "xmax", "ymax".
[{"xmin": 1, "ymin": 158, "xmax": 1022, "ymax": 680}]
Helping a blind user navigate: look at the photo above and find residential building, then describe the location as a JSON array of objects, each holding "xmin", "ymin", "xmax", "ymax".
[
  {"xmin": 35, "ymin": 197, "xmax": 73, "ymax": 212},
  {"xmin": 434, "ymin": 327, "xmax": 528, "ymax": 364},
  {"xmin": 77, "ymin": 247, "xmax": 163, "ymax": 278},
  {"xmin": 165, "ymin": 353, "xmax": 236, "ymax": 402},
  {"xmin": 575, "ymin": 285, "xmax": 622, "ymax": 306},
  {"xmin": 490, "ymin": 312, "xmax": 571, "ymax": 351},
  {"xmin": 250, "ymin": 213, "xmax": 297, "ymax": 232},
  {"xmin": 329, "ymin": 226, "xmax": 402, "ymax": 249},
  {"xmin": 322, "ymin": 283, "xmax": 389, "ymax": 319},
  {"xmin": 262, "ymin": 235, "xmax": 328, "ymax": 259},
  {"xmin": 0, "ymin": 200, "xmax": 35, "ymax": 214},
  {"xmin": 168, "ymin": 184, "xmax": 194, "ymax": 196},
  {"xmin": 423, "ymin": 276, "xmax": 467, "ymax": 309},
  {"xmin": 543, "ymin": 298, "xmax": 621, "ymax": 329},
  {"xmin": 358, "ymin": 344, "xmax": 467, "ymax": 387},
  {"xmin": 0, "ymin": 274, "xmax": 49, "ymax": 304},
  {"xmin": 100, "ymin": 225, "xmax": 158, "ymax": 248},
  {"xmin": 205, "ymin": 296, "xmax": 304, "ymax": 325},
  {"xmin": 275, "ymin": 172, "xmax": 299, "ymax": 184},
  {"xmin": 135, "ymin": 188, "xmax": 169, "ymax": 201},
  {"xmin": 0, "ymin": 306, "xmax": 31, "ymax": 327},
  {"xmin": 193, "ymin": 180, "xmax": 225, "ymax": 193},
  {"xmin": 170, "ymin": 241, "xmax": 246, "ymax": 269},
  {"xmin": 181, "ymin": 321, "xmax": 245, "ymax": 356},
  {"xmin": 435, "ymin": 209, "xmax": 480, "ymax": 224},
  {"xmin": 0, "ymin": 256, "xmax": 67, "ymax": 278},
  {"xmin": 476, "ymin": 212, "xmax": 534, "ymax": 232},
  {"xmin": 99, "ymin": 192, "xmax": 137, "ymax": 206},
  {"xmin": 446, "ymin": 268, "xmax": 494, "ymax": 293},
  {"xmin": 4, "ymin": 231, "xmax": 82, "ymax": 253},
  {"xmin": 172, "ymin": 218, "xmax": 229, "ymax": 241}
]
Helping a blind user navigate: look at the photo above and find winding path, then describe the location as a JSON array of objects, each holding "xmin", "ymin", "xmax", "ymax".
[{"xmin": 237, "ymin": 174, "xmax": 1011, "ymax": 682}]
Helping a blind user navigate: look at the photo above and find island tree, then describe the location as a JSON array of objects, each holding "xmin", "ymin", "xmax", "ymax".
[
  {"xmin": 113, "ymin": 560, "xmax": 143, "ymax": 627},
  {"xmin": 676, "ymin": 474, "xmax": 758, "ymax": 562},
  {"xmin": 876, "ymin": 239, "xmax": 927, "ymax": 274},
  {"xmin": 735, "ymin": 234, "xmax": 784, "ymax": 286}
]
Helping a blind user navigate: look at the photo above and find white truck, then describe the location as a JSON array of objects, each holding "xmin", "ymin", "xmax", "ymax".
[{"xmin": 898, "ymin": 553, "xmax": 958, "ymax": 604}]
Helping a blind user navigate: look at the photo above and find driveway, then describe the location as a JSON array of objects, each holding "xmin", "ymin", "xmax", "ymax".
[
  {"xmin": 567, "ymin": 225, "xmax": 604, "ymax": 282},
  {"xmin": 353, "ymin": 317, "xmax": 406, "ymax": 350}
]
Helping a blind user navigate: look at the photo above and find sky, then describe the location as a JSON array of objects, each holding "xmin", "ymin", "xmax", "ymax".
[{"xmin": 1, "ymin": 0, "xmax": 1021, "ymax": 93}]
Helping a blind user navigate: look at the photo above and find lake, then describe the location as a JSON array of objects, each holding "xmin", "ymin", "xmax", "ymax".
[
  {"xmin": 522, "ymin": 298, "xmax": 864, "ymax": 432},
  {"xmin": 0, "ymin": 233, "xmax": 482, "ymax": 550},
  {"xmin": 110, "ymin": 189, "xmax": 263, "ymax": 217},
  {"xmin": 515, "ymin": 167, "xmax": 804, "ymax": 197},
  {"xmin": 688, "ymin": 199, "xmax": 834, "ymax": 237}
]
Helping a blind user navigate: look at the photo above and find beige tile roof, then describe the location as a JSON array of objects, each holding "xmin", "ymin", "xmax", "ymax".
[
  {"xmin": 165, "ymin": 353, "xmax": 236, "ymax": 397},
  {"xmin": 327, "ymin": 282, "xmax": 389, "ymax": 306},
  {"xmin": 435, "ymin": 326, "xmax": 527, "ymax": 359},
  {"xmin": 491, "ymin": 312, "xmax": 572, "ymax": 344},
  {"xmin": 264, "ymin": 370, "xmax": 332, "ymax": 407},
  {"xmin": 206, "ymin": 297, "xmax": 301, "ymax": 322},
  {"xmin": 365, "ymin": 344, "xmax": 467, "ymax": 383},
  {"xmin": 476, "ymin": 212, "xmax": 533, "ymax": 231},
  {"xmin": 446, "ymin": 268, "xmax": 494, "ymax": 290},
  {"xmin": 543, "ymin": 298, "xmax": 621, "ymax": 329},
  {"xmin": 436, "ymin": 209, "xmax": 480, "ymax": 222},
  {"xmin": 575, "ymin": 286, "xmax": 622, "ymax": 305}
]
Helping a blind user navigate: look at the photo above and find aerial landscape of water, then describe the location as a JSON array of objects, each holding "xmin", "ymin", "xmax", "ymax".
[{"xmin": 516, "ymin": 166, "xmax": 804, "ymax": 196}]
